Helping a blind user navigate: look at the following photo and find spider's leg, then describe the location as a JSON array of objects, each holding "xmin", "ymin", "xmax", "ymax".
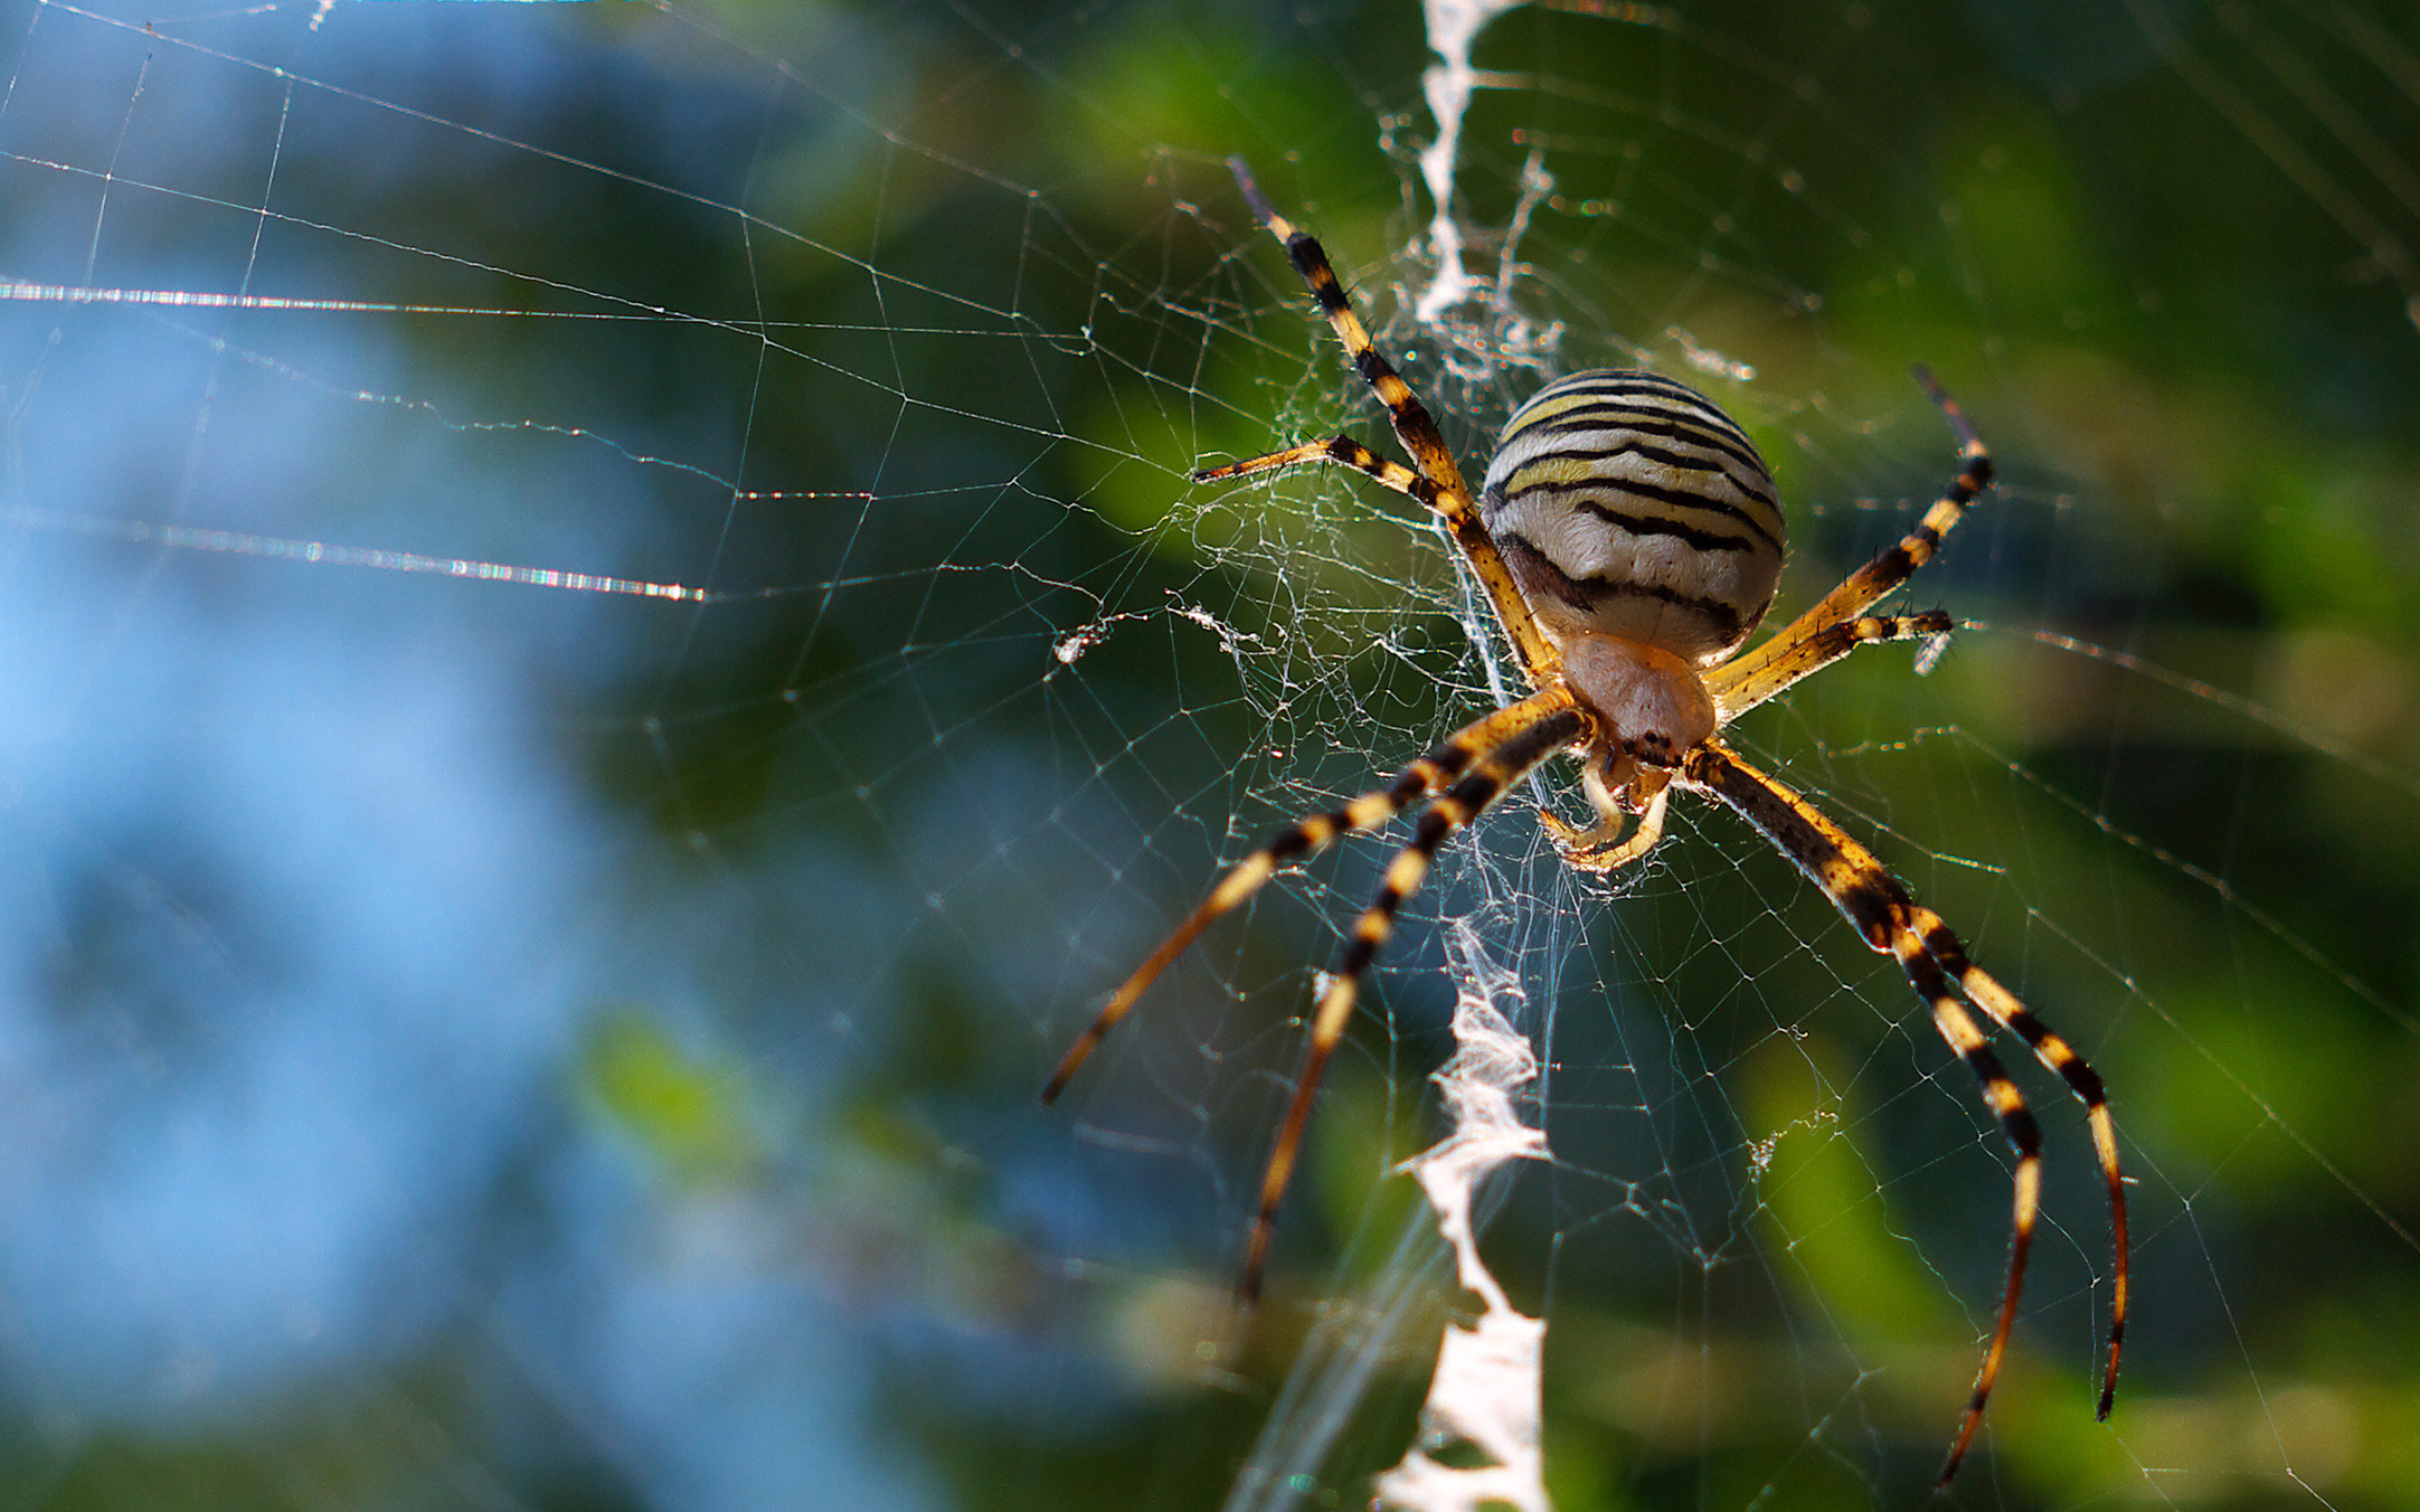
[
  {"xmin": 1681, "ymin": 740, "xmax": 2128, "ymax": 1486},
  {"xmin": 1220, "ymin": 157, "xmax": 1561, "ymax": 683},
  {"xmin": 1239, "ymin": 699, "xmax": 1585, "ymax": 1299},
  {"xmin": 1043, "ymin": 686, "xmax": 1579, "ymax": 1105},
  {"xmin": 1714, "ymin": 369, "xmax": 1992, "ymax": 700},
  {"xmin": 1895, "ymin": 945, "xmax": 2041, "ymax": 1486},
  {"xmin": 1709, "ymin": 610, "xmax": 1960, "ymax": 717},
  {"xmin": 1939, "ymin": 950, "xmax": 2129, "ymax": 1423},
  {"xmin": 1194, "ymin": 436, "xmax": 1440, "ymax": 503}
]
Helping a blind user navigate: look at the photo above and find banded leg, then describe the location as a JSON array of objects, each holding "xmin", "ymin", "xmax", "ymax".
[
  {"xmin": 1939, "ymin": 950, "xmax": 2129, "ymax": 1424},
  {"xmin": 1709, "ymin": 610, "xmax": 1960, "ymax": 717},
  {"xmin": 1194, "ymin": 436, "xmax": 1439, "ymax": 506},
  {"xmin": 1715, "ymin": 368, "xmax": 1992, "ymax": 700},
  {"xmin": 1680, "ymin": 740, "xmax": 2128, "ymax": 1486},
  {"xmin": 1219, "ymin": 157, "xmax": 1562, "ymax": 683},
  {"xmin": 1239, "ymin": 702, "xmax": 1586, "ymax": 1299},
  {"xmin": 1043, "ymin": 687, "xmax": 1578, "ymax": 1105}
]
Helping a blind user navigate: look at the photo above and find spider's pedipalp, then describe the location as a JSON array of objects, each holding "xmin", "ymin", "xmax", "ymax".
[
  {"xmin": 1546, "ymin": 782, "xmax": 1670, "ymax": 873},
  {"xmin": 1541, "ymin": 763, "xmax": 1671, "ymax": 872}
]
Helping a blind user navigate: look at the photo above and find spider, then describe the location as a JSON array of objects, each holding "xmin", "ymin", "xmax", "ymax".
[{"xmin": 1045, "ymin": 158, "xmax": 2128, "ymax": 1485}]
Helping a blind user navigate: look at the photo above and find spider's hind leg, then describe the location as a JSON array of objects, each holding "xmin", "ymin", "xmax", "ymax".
[
  {"xmin": 1238, "ymin": 698, "xmax": 1585, "ymax": 1298},
  {"xmin": 1681, "ymin": 738, "xmax": 2130, "ymax": 1486},
  {"xmin": 1043, "ymin": 687, "xmax": 1582, "ymax": 1105}
]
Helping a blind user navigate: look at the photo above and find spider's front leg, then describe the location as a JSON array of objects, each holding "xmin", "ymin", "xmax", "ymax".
[{"xmin": 1212, "ymin": 156, "xmax": 1563, "ymax": 685}]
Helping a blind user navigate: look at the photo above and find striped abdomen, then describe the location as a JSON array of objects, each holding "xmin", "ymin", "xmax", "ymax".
[{"xmin": 1479, "ymin": 369, "xmax": 1785, "ymax": 664}]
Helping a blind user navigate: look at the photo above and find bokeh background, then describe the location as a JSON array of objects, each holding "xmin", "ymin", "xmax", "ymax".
[{"xmin": 2, "ymin": 1, "xmax": 2416, "ymax": 1508}]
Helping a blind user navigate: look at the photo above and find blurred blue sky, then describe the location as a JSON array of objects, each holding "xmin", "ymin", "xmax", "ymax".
[{"xmin": 0, "ymin": 7, "xmax": 960, "ymax": 1506}]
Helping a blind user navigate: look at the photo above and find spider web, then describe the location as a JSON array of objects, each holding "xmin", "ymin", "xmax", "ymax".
[{"xmin": 2, "ymin": 1, "xmax": 2417, "ymax": 1509}]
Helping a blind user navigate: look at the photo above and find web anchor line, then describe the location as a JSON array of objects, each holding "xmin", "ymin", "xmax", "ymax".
[{"xmin": 6, "ymin": 506, "xmax": 725, "ymax": 603}]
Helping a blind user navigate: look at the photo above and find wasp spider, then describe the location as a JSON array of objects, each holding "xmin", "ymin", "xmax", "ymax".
[{"xmin": 1046, "ymin": 159, "xmax": 2128, "ymax": 1484}]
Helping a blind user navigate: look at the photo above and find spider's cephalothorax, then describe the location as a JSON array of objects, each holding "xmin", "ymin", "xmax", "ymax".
[{"xmin": 1046, "ymin": 159, "xmax": 2129, "ymax": 1486}]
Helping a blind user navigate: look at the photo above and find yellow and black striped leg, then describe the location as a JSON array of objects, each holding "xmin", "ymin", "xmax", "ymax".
[
  {"xmin": 1796, "ymin": 367, "xmax": 1993, "ymax": 630},
  {"xmin": 1238, "ymin": 701, "xmax": 1585, "ymax": 1299},
  {"xmin": 1193, "ymin": 435, "xmax": 1442, "ymax": 509},
  {"xmin": 1895, "ymin": 943, "xmax": 2042, "ymax": 1486},
  {"xmin": 1709, "ymin": 610, "xmax": 1961, "ymax": 716},
  {"xmin": 1043, "ymin": 687, "xmax": 1579, "ymax": 1105},
  {"xmin": 1928, "ymin": 945, "xmax": 2130, "ymax": 1424},
  {"xmin": 1680, "ymin": 740, "xmax": 2128, "ymax": 1486},
  {"xmin": 1223, "ymin": 158, "xmax": 1466, "ymax": 494},
  {"xmin": 1221, "ymin": 156, "xmax": 1562, "ymax": 683},
  {"xmin": 1717, "ymin": 369, "xmax": 1993, "ymax": 698}
]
